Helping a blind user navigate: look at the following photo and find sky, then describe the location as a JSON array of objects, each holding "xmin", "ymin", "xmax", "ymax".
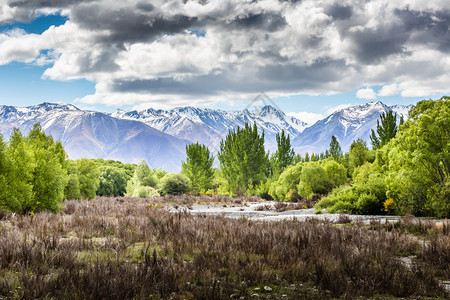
[{"xmin": 0, "ymin": 0, "xmax": 449, "ymax": 124}]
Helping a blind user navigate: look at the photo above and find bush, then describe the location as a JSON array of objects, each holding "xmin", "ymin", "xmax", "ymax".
[
  {"xmin": 297, "ymin": 162, "xmax": 330, "ymax": 198},
  {"xmin": 356, "ymin": 193, "xmax": 381, "ymax": 214},
  {"xmin": 268, "ymin": 163, "xmax": 303, "ymax": 201},
  {"xmin": 159, "ymin": 173, "xmax": 192, "ymax": 196},
  {"xmin": 136, "ymin": 186, "xmax": 160, "ymax": 198},
  {"xmin": 316, "ymin": 162, "xmax": 387, "ymax": 215}
]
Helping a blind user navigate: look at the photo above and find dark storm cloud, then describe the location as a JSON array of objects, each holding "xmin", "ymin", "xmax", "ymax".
[
  {"xmin": 229, "ymin": 13, "xmax": 287, "ymax": 32},
  {"xmin": 395, "ymin": 8, "xmax": 450, "ymax": 52},
  {"xmin": 257, "ymin": 59, "xmax": 347, "ymax": 87},
  {"xmin": 8, "ymin": 0, "xmax": 96, "ymax": 8},
  {"xmin": 112, "ymin": 58, "xmax": 347, "ymax": 96},
  {"xmin": 71, "ymin": 3, "xmax": 199, "ymax": 43},
  {"xmin": 135, "ymin": 2, "xmax": 154, "ymax": 12},
  {"xmin": 348, "ymin": 25, "xmax": 411, "ymax": 64},
  {"xmin": 325, "ymin": 4, "xmax": 353, "ymax": 20},
  {"xmin": 4, "ymin": 0, "xmax": 450, "ymax": 104}
]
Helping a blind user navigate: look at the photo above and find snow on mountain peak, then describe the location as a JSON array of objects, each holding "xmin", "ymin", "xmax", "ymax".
[{"xmin": 28, "ymin": 102, "xmax": 80, "ymax": 112}]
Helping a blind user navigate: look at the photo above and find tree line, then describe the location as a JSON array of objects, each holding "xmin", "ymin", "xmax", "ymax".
[
  {"xmin": 181, "ymin": 97, "xmax": 449, "ymax": 218},
  {"xmin": 0, "ymin": 97, "xmax": 448, "ymax": 217}
]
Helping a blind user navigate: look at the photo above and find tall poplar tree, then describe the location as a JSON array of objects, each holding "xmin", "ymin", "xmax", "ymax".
[
  {"xmin": 329, "ymin": 135, "xmax": 343, "ymax": 161},
  {"xmin": 370, "ymin": 110, "xmax": 398, "ymax": 149},
  {"xmin": 218, "ymin": 123, "xmax": 268, "ymax": 195},
  {"xmin": 273, "ymin": 130, "xmax": 295, "ymax": 174},
  {"xmin": 182, "ymin": 143, "xmax": 214, "ymax": 193}
]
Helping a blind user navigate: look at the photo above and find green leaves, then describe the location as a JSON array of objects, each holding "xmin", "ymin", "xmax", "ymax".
[
  {"xmin": 0, "ymin": 124, "xmax": 69, "ymax": 213},
  {"xmin": 182, "ymin": 142, "xmax": 214, "ymax": 193},
  {"xmin": 329, "ymin": 135, "xmax": 343, "ymax": 161},
  {"xmin": 218, "ymin": 123, "xmax": 269, "ymax": 195},
  {"xmin": 272, "ymin": 130, "xmax": 295, "ymax": 175},
  {"xmin": 387, "ymin": 97, "xmax": 450, "ymax": 217},
  {"xmin": 370, "ymin": 110, "xmax": 398, "ymax": 149}
]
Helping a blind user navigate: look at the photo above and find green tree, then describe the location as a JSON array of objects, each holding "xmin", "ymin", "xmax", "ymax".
[
  {"xmin": 136, "ymin": 160, "xmax": 158, "ymax": 187},
  {"xmin": 272, "ymin": 130, "xmax": 295, "ymax": 174},
  {"xmin": 182, "ymin": 143, "xmax": 214, "ymax": 193},
  {"xmin": 76, "ymin": 159, "xmax": 100, "ymax": 200},
  {"xmin": 27, "ymin": 124, "xmax": 68, "ymax": 212},
  {"xmin": 370, "ymin": 110, "xmax": 398, "ymax": 149},
  {"xmin": 348, "ymin": 138, "xmax": 371, "ymax": 175},
  {"xmin": 65, "ymin": 161, "xmax": 81, "ymax": 200},
  {"xmin": 97, "ymin": 166, "xmax": 128, "ymax": 197},
  {"xmin": 0, "ymin": 134, "xmax": 10, "ymax": 210},
  {"xmin": 387, "ymin": 97, "xmax": 450, "ymax": 217},
  {"xmin": 329, "ymin": 135, "xmax": 343, "ymax": 161},
  {"xmin": 218, "ymin": 123, "xmax": 269, "ymax": 195},
  {"xmin": 159, "ymin": 173, "xmax": 192, "ymax": 196},
  {"xmin": 268, "ymin": 162, "xmax": 304, "ymax": 201},
  {"xmin": 3, "ymin": 129, "xmax": 34, "ymax": 212}
]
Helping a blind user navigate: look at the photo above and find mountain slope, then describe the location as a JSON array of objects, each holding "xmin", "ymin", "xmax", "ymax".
[
  {"xmin": 0, "ymin": 103, "xmax": 188, "ymax": 172},
  {"xmin": 292, "ymin": 101, "xmax": 411, "ymax": 154},
  {"xmin": 111, "ymin": 105, "xmax": 309, "ymax": 151}
]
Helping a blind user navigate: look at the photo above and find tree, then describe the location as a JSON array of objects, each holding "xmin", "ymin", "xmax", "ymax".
[
  {"xmin": 0, "ymin": 125, "xmax": 69, "ymax": 213},
  {"xmin": 136, "ymin": 160, "xmax": 158, "ymax": 187},
  {"xmin": 348, "ymin": 138, "xmax": 371, "ymax": 175},
  {"xmin": 2, "ymin": 129, "xmax": 34, "ymax": 212},
  {"xmin": 269, "ymin": 163, "xmax": 304, "ymax": 201},
  {"xmin": 27, "ymin": 124, "xmax": 68, "ymax": 212},
  {"xmin": 387, "ymin": 97, "xmax": 450, "ymax": 217},
  {"xmin": 76, "ymin": 159, "xmax": 100, "ymax": 200},
  {"xmin": 182, "ymin": 143, "xmax": 214, "ymax": 193},
  {"xmin": 0, "ymin": 134, "xmax": 10, "ymax": 210},
  {"xmin": 370, "ymin": 110, "xmax": 398, "ymax": 149},
  {"xmin": 272, "ymin": 130, "xmax": 295, "ymax": 174},
  {"xmin": 159, "ymin": 173, "xmax": 192, "ymax": 196},
  {"xmin": 329, "ymin": 135, "xmax": 343, "ymax": 161},
  {"xmin": 97, "ymin": 166, "xmax": 128, "ymax": 197},
  {"xmin": 218, "ymin": 123, "xmax": 269, "ymax": 195}
]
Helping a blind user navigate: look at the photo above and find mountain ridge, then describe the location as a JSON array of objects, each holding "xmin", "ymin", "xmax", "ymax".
[{"xmin": 0, "ymin": 101, "xmax": 412, "ymax": 170}]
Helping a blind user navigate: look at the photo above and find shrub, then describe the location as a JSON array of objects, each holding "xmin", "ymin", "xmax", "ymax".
[
  {"xmin": 356, "ymin": 193, "xmax": 381, "ymax": 214},
  {"xmin": 159, "ymin": 173, "xmax": 192, "ymax": 196},
  {"xmin": 268, "ymin": 163, "xmax": 303, "ymax": 201},
  {"xmin": 136, "ymin": 186, "xmax": 160, "ymax": 198},
  {"xmin": 297, "ymin": 162, "xmax": 329, "ymax": 198}
]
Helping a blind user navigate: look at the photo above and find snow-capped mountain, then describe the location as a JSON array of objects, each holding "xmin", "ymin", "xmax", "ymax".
[
  {"xmin": 0, "ymin": 101, "xmax": 413, "ymax": 171},
  {"xmin": 111, "ymin": 105, "xmax": 309, "ymax": 151},
  {"xmin": 292, "ymin": 101, "xmax": 411, "ymax": 154},
  {"xmin": 0, "ymin": 103, "xmax": 188, "ymax": 172}
]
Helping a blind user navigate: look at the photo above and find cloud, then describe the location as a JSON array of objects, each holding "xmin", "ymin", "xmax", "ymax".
[
  {"xmin": 378, "ymin": 83, "xmax": 400, "ymax": 97},
  {"xmin": 287, "ymin": 111, "xmax": 324, "ymax": 125},
  {"xmin": 356, "ymin": 88, "xmax": 377, "ymax": 100},
  {"xmin": 2, "ymin": 0, "xmax": 450, "ymax": 108}
]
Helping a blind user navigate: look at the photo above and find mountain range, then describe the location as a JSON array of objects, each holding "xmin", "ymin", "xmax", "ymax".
[{"xmin": 0, "ymin": 101, "xmax": 411, "ymax": 171}]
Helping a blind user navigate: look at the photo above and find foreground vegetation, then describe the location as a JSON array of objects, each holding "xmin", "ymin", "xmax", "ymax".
[{"xmin": 0, "ymin": 196, "xmax": 448, "ymax": 299}]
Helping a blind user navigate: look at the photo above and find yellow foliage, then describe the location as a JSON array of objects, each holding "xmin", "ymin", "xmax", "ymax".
[{"xmin": 384, "ymin": 198, "xmax": 394, "ymax": 212}]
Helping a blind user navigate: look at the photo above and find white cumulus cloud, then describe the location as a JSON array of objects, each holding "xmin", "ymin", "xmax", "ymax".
[
  {"xmin": 1, "ymin": 0, "xmax": 450, "ymax": 108},
  {"xmin": 356, "ymin": 88, "xmax": 377, "ymax": 100}
]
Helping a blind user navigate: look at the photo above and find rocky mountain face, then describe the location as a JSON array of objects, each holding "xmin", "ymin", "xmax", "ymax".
[
  {"xmin": 111, "ymin": 105, "xmax": 309, "ymax": 152},
  {"xmin": 292, "ymin": 101, "xmax": 411, "ymax": 154},
  {"xmin": 0, "ymin": 101, "xmax": 412, "ymax": 171},
  {"xmin": 0, "ymin": 103, "xmax": 189, "ymax": 172}
]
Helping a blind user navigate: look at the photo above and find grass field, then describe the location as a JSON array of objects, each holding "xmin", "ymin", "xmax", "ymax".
[{"xmin": 0, "ymin": 196, "xmax": 449, "ymax": 299}]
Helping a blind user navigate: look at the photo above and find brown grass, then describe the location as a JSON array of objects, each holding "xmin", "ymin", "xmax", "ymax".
[{"xmin": 0, "ymin": 196, "xmax": 448, "ymax": 299}]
